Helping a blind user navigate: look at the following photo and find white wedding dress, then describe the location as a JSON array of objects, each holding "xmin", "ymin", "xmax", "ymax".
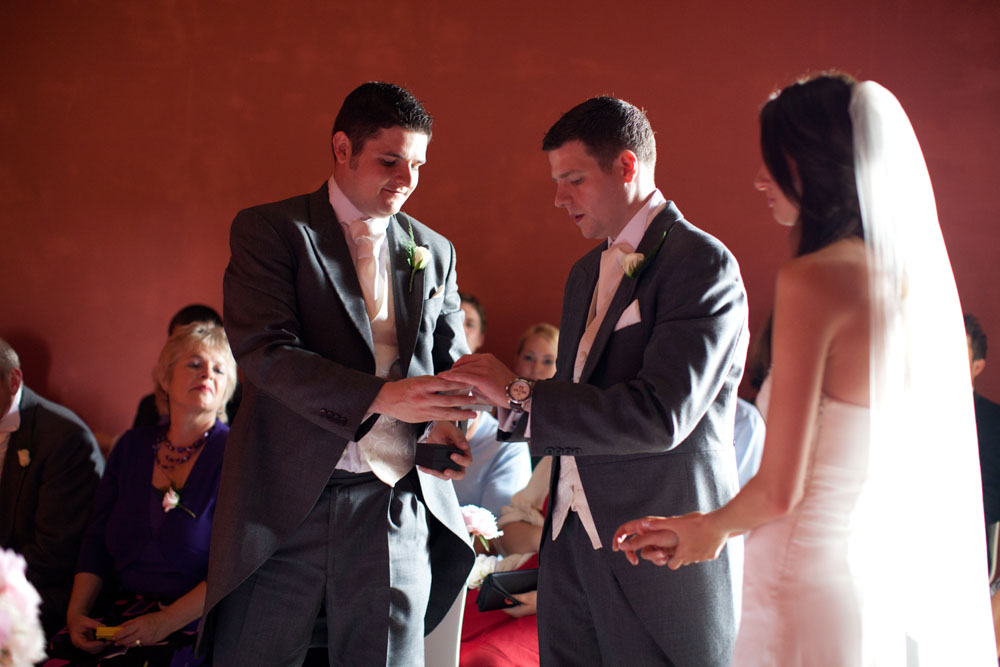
[
  {"xmin": 730, "ymin": 81, "xmax": 995, "ymax": 666},
  {"xmin": 733, "ymin": 379, "xmax": 870, "ymax": 666}
]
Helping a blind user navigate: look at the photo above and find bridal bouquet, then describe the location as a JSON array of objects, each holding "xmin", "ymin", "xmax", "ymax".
[{"xmin": 0, "ymin": 549, "xmax": 46, "ymax": 666}]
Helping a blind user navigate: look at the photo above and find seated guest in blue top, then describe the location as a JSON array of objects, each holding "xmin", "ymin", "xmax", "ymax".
[
  {"xmin": 453, "ymin": 324, "xmax": 557, "ymax": 518},
  {"xmin": 45, "ymin": 322, "xmax": 236, "ymax": 666}
]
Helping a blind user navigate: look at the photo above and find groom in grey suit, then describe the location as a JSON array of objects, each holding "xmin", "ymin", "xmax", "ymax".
[
  {"xmin": 445, "ymin": 97, "xmax": 748, "ymax": 665},
  {"xmin": 199, "ymin": 82, "xmax": 476, "ymax": 666}
]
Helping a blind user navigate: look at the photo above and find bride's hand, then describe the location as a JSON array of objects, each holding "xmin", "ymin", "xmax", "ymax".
[
  {"xmin": 612, "ymin": 516, "xmax": 677, "ymax": 566},
  {"xmin": 613, "ymin": 513, "xmax": 727, "ymax": 570}
]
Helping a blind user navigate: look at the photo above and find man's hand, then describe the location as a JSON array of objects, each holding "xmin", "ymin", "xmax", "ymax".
[
  {"xmin": 418, "ymin": 421, "xmax": 472, "ymax": 481},
  {"xmin": 439, "ymin": 354, "xmax": 517, "ymax": 409},
  {"xmin": 371, "ymin": 376, "xmax": 477, "ymax": 423}
]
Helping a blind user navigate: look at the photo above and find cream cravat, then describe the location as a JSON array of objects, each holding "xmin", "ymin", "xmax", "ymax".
[
  {"xmin": 347, "ymin": 218, "xmax": 385, "ymax": 321},
  {"xmin": 344, "ymin": 218, "xmax": 413, "ymax": 486},
  {"xmin": 573, "ymin": 242, "xmax": 634, "ymax": 381},
  {"xmin": 550, "ymin": 241, "xmax": 635, "ymax": 549}
]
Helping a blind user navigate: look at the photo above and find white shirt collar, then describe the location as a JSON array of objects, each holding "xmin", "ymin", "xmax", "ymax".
[
  {"xmin": 609, "ymin": 188, "xmax": 668, "ymax": 250},
  {"xmin": 0, "ymin": 384, "xmax": 23, "ymax": 434},
  {"xmin": 327, "ymin": 174, "xmax": 389, "ymax": 234}
]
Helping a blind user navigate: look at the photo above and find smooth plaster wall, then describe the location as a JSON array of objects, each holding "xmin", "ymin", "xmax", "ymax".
[{"xmin": 2, "ymin": 0, "xmax": 998, "ymax": 440}]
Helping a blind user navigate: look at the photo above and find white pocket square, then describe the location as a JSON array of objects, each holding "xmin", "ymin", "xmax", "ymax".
[
  {"xmin": 428, "ymin": 285, "xmax": 445, "ymax": 299},
  {"xmin": 614, "ymin": 299, "xmax": 641, "ymax": 331}
]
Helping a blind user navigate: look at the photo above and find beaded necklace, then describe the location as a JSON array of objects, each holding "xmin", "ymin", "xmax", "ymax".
[{"xmin": 153, "ymin": 424, "xmax": 214, "ymax": 470}]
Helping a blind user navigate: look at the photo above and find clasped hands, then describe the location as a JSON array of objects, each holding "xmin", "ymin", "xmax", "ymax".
[
  {"xmin": 371, "ymin": 354, "xmax": 515, "ymax": 481},
  {"xmin": 612, "ymin": 512, "xmax": 728, "ymax": 570}
]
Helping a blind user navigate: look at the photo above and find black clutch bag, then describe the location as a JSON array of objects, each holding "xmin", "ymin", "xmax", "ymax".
[{"xmin": 475, "ymin": 568, "xmax": 539, "ymax": 612}]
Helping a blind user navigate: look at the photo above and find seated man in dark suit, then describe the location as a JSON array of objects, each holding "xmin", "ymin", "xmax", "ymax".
[{"xmin": 0, "ymin": 338, "xmax": 105, "ymax": 637}]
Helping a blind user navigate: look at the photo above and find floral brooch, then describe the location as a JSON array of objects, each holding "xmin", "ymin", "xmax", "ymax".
[{"xmin": 403, "ymin": 221, "xmax": 431, "ymax": 292}]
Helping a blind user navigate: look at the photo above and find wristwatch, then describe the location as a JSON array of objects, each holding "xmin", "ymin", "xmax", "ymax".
[{"xmin": 505, "ymin": 377, "xmax": 535, "ymax": 413}]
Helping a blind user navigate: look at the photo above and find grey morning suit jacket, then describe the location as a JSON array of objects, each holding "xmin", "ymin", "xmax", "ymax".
[
  {"xmin": 531, "ymin": 202, "xmax": 748, "ymax": 665},
  {"xmin": 199, "ymin": 182, "xmax": 475, "ymax": 650}
]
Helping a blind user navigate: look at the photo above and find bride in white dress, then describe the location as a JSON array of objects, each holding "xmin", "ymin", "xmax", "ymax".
[{"xmin": 612, "ymin": 73, "xmax": 995, "ymax": 665}]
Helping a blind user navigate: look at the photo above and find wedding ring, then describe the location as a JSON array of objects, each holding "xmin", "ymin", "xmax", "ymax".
[{"xmin": 135, "ymin": 639, "xmax": 142, "ymax": 647}]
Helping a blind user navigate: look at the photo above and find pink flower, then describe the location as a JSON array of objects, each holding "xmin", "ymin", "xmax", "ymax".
[
  {"xmin": 461, "ymin": 505, "xmax": 503, "ymax": 540},
  {"xmin": 162, "ymin": 487, "xmax": 181, "ymax": 512},
  {"xmin": 161, "ymin": 486, "xmax": 195, "ymax": 518},
  {"xmin": 0, "ymin": 549, "xmax": 46, "ymax": 665}
]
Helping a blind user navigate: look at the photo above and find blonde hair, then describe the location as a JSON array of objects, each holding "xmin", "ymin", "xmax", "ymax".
[
  {"xmin": 153, "ymin": 322, "xmax": 237, "ymax": 422},
  {"xmin": 516, "ymin": 323, "xmax": 559, "ymax": 357}
]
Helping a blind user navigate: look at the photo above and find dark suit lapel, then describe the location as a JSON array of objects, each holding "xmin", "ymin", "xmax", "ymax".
[
  {"xmin": 304, "ymin": 185, "xmax": 375, "ymax": 356},
  {"xmin": 578, "ymin": 204, "xmax": 681, "ymax": 383},
  {"xmin": 558, "ymin": 252, "xmax": 600, "ymax": 382},
  {"xmin": 0, "ymin": 388, "xmax": 35, "ymax": 545},
  {"xmin": 389, "ymin": 213, "xmax": 424, "ymax": 377}
]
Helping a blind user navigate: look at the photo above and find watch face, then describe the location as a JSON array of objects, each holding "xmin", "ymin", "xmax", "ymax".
[{"xmin": 509, "ymin": 380, "xmax": 531, "ymax": 402}]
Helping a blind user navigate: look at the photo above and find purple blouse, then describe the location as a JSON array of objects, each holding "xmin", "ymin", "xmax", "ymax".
[{"xmin": 77, "ymin": 421, "xmax": 228, "ymax": 601}]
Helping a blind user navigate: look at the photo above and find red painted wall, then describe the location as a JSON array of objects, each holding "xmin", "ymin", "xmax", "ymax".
[{"xmin": 3, "ymin": 1, "xmax": 999, "ymax": 442}]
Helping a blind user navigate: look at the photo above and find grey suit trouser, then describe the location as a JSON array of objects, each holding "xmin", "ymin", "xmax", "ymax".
[
  {"xmin": 211, "ymin": 469, "xmax": 431, "ymax": 666},
  {"xmin": 538, "ymin": 511, "xmax": 674, "ymax": 667}
]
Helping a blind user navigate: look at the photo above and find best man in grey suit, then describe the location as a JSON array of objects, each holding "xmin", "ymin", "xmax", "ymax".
[
  {"xmin": 199, "ymin": 82, "xmax": 476, "ymax": 666},
  {"xmin": 444, "ymin": 97, "xmax": 748, "ymax": 665}
]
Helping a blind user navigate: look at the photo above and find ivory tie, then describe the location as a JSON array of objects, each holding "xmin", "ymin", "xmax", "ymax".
[
  {"xmin": 347, "ymin": 219, "xmax": 385, "ymax": 321},
  {"xmin": 346, "ymin": 219, "xmax": 412, "ymax": 485},
  {"xmin": 573, "ymin": 242, "xmax": 633, "ymax": 381}
]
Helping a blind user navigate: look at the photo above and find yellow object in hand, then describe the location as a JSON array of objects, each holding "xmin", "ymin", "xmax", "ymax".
[{"xmin": 95, "ymin": 626, "xmax": 121, "ymax": 640}]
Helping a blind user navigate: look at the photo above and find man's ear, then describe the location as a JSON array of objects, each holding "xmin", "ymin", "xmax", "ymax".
[
  {"xmin": 6, "ymin": 368, "xmax": 22, "ymax": 396},
  {"xmin": 618, "ymin": 150, "xmax": 639, "ymax": 184},
  {"xmin": 972, "ymin": 357, "xmax": 987, "ymax": 382},
  {"xmin": 331, "ymin": 131, "xmax": 353, "ymax": 166}
]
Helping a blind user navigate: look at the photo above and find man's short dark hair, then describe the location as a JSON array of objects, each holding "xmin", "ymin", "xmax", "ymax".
[
  {"xmin": 459, "ymin": 293, "xmax": 486, "ymax": 335},
  {"xmin": 966, "ymin": 314, "xmax": 988, "ymax": 361},
  {"xmin": 332, "ymin": 82, "xmax": 433, "ymax": 156},
  {"xmin": 541, "ymin": 96, "xmax": 656, "ymax": 173},
  {"xmin": 168, "ymin": 304, "xmax": 222, "ymax": 335}
]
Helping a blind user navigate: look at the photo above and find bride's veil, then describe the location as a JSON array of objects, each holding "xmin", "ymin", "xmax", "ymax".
[{"xmin": 849, "ymin": 81, "xmax": 995, "ymax": 664}]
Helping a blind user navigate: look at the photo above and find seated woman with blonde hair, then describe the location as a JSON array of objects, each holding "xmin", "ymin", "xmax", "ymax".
[{"xmin": 46, "ymin": 321, "xmax": 236, "ymax": 666}]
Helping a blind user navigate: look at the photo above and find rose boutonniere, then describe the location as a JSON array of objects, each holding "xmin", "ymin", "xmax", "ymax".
[
  {"xmin": 461, "ymin": 505, "xmax": 504, "ymax": 552},
  {"xmin": 16, "ymin": 449, "xmax": 30, "ymax": 468},
  {"xmin": 403, "ymin": 221, "xmax": 430, "ymax": 292},
  {"xmin": 162, "ymin": 485, "xmax": 196, "ymax": 518},
  {"xmin": 623, "ymin": 230, "xmax": 669, "ymax": 279},
  {"xmin": 622, "ymin": 252, "xmax": 644, "ymax": 278}
]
